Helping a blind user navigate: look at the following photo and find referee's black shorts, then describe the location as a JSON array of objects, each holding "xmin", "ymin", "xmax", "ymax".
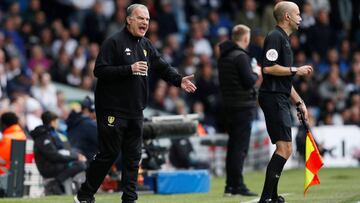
[{"xmin": 259, "ymin": 92, "xmax": 292, "ymax": 144}]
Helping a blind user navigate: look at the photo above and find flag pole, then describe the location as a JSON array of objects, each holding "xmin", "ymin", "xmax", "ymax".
[{"xmin": 296, "ymin": 106, "xmax": 324, "ymax": 195}]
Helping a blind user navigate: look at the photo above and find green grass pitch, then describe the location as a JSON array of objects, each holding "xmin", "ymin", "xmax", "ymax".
[{"xmin": 0, "ymin": 167, "xmax": 359, "ymax": 203}]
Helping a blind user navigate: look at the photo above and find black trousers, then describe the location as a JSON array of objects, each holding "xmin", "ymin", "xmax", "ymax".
[
  {"xmin": 225, "ymin": 107, "xmax": 256, "ymax": 189},
  {"xmin": 78, "ymin": 114, "xmax": 143, "ymax": 203},
  {"xmin": 41, "ymin": 161, "xmax": 86, "ymax": 182}
]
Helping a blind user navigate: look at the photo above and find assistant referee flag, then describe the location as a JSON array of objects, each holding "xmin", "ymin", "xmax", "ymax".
[
  {"xmin": 304, "ymin": 129, "xmax": 323, "ymax": 195},
  {"xmin": 298, "ymin": 107, "xmax": 324, "ymax": 195}
]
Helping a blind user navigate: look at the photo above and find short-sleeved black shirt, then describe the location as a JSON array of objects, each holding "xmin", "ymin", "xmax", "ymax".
[{"xmin": 260, "ymin": 26, "xmax": 294, "ymax": 95}]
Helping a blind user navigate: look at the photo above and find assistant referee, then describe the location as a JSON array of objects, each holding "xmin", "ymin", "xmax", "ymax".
[{"xmin": 258, "ymin": 1, "xmax": 313, "ymax": 203}]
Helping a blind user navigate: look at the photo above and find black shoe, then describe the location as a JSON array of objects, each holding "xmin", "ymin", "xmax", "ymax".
[
  {"xmin": 74, "ymin": 195, "xmax": 95, "ymax": 203},
  {"xmin": 224, "ymin": 187, "xmax": 258, "ymax": 197},
  {"xmin": 224, "ymin": 186, "xmax": 233, "ymax": 197},
  {"xmin": 273, "ymin": 196, "xmax": 285, "ymax": 203},
  {"xmin": 237, "ymin": 188, "xmax": 258, "ymax": 196},
  {"xmin": 45, "ymin": 180, "xmax": 64, "ymax": 195}
]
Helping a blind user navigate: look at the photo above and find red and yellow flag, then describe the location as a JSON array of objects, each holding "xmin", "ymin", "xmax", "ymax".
[{"xmin": 304, "ymin": 130, "xmax": 323, "ymax": 195}]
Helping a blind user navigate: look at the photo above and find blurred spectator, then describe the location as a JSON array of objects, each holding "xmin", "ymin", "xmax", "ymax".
[
  {"xmin": 67, "ymin": 96, "xmax": 97, "ymax": 161},
  {"xmin": 55, "ymin": 90, "xmax": 70, "ymax": 120},
  {"xmin": 0, "ymin": 112, "xmax": 27, "ymax": 175},
  {"xmin": 80, "ymin": 60, "xmax": 96, "ymax": 91},
  {"xmin": 339, "ymin": 39, "xmax": 352, "ymax": 67},
  {"xmin": 190, "ymin": 22, "xmax": 213, "ymax": 57},
  {"xmin": 72, "ymin": 46, "xmax": 86, "ymax": 71},
  {"xmin": 178, "ymin": 50, "xmax": 197, "ymax": 77},
  {"xmin": 294, "ymin": 77, "xmax": 319, "ymax": 107},
  {"xmin": 317, "ymin": 99, "xmax": 344, "ymax": 125},
  {"xmin": 318, "ymin": 68, "xmax": 347, "ymax": 110},
  {"xmin": 51, "ymin": 29, "xmax": 78, "ymax": 58},
  {"xmin": 156, "ymin": 0, "xmax": 179, "ymax": 39},
  {"xmin": 149, "ymin": 80, "xmax": 168, "ymax": 111},
  {"xmin": 345, "ymin": 104, "xmax": 360, "ymax": 126},
  {"xmin": 317, "ymin": 47, "xmax": 348, "ymax": 76},
  {"xmin": 30, "ymin": 111, "xmax": 87, "ymax": 195},
  {"xmin": 192, "ymin": 62, "xmax": 220, "ymax": 131},
  {"xmin": 248, "ymin": 29, "xmax": 265, "ymax": 62},
  {"xmin": 50, "ymin": 49, "xmax": 71, "ymax": 84},
  {"xmin": 307, "ymin": 0, "xmax": 331, "ymax": 14},
  {"xmin": 330, "ymin": 0, "xmax": 352, "ymax": 40},
  {"xmin": 8, "ymin": 96, "xmax": 26, "ymax": 126},
  {"xmin": 69, "ymin": 22, "xmax": 81, "ymax": 40},
  {"xmin": 22, "ymin": 0, "xmax": 41, "ymax": 23},
  {"xmin": 28, "ymin": 44, "xmax": 52, "ymax": 74},
  {"xmin": 6, "ymin": 56, "xmax": 32, "ymax": 97},
  {"xmin": 207, "ymin": 9, "xmax": 232, "ymax": 44},
  {"xmin": 308, "ymin": 9, "xmax": 335, "ymax": 58},
  {"xmin": 83, "ymin": 2, "xmax": 107, "ymax": 43},
  {"xmin": 66, "ymin": 66, "xmax": 82, "ymax": 87},
  {"xmin": 39, "ymin": 27, "xmax": 54, "ymax": 58},
  {"xmin": 186, "ymin": 0, "xmax": 221, "ymax": 18},
  {"xmin": 1, "ymin": 16, "xmax": 26, "ymax": 56},
  {"xmin": 345, "ymin": 73, "xmax": 360, "ymax": 94},
  {"xmin": 106, "ymin": 8, "xmax": 126, "ymax": 38},
  {"xmin": 31, "ymin": 72, "xmax": 57, "ymax": 112},
  {"xmin": 87, "ymin": 42, "xmax": 99, "ymax": 61},
  {"xmin": 161, "ymin": 34, "xmax": 182, "ymax": 66},
  {"xmin": 25, "ymin": 96, "xmax": 43, "ymax": 131},
  {"xmin": 300, "ymin": 2, "xmax": 316, "ymax": 29},
  {"xmin": 235, "ymin": 0, "xmax": 261, "ymax": 31},
  {"xmin": 164, "ymin": 86, "xmax": 186, "ymax": 114},
  {"xmin": 261, "ymin": 1, "xmax": 280, "ymax": 34},
  {"xmin": 31, "ymin": 11, "xmax": 47, "ymax": 36}
]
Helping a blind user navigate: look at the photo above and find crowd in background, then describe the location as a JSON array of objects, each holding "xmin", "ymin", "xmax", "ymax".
[{"xmin": 0, "ymin": 0, "xmax": 359, "ymax": 135}]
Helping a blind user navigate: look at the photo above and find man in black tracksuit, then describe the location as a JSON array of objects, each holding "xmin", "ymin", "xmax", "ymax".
[
  {"xmin": 75, "ymin": 4, "xmax": 196, "ymax": 203},
  {"xmin": 218, "ymin": 24, "xmax": 261, "ymax": 197}
]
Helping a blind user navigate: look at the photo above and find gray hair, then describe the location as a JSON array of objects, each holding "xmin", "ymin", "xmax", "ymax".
[{"xmin": 126, "ymin": 4, "xmax": 148, "ymax": 17}]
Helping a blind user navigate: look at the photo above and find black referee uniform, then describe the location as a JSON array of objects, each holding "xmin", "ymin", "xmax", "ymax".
[
  {"xmin": 259, "ymin": 25, "xmax": 293, "ymax": 144},
  {"xmin": 77, "ymin": 27, "xmax": 182, "ymax": 203},
  {"xmin": 258, "ymin": 25, "xmax": 295, "ymax": 203}
]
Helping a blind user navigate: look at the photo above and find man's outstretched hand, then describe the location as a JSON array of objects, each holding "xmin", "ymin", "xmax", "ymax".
[{"xmin": 181, "ymin": 74, "xmax": 197, "ymax": 93}]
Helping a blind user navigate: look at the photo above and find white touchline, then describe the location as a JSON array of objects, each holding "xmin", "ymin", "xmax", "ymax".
[{"xmin": 240, "ymin": 193, "xmax": 293, "ymax": 203}]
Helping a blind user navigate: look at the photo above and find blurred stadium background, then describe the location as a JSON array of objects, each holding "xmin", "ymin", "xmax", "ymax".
[{"xmin": 0, "ymin": 0, "xmax": 359, "ymax": 202}]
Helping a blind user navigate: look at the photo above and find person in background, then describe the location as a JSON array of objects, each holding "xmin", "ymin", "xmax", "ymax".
[
  {"xmin": 67, "ymin": 96, "xmax": 98, "ymax": 161},
  {"xmin": 30, "ymin": 111, "xmax": 87, "ymax": 195},
  {"xmin": 217, "ymin": 24, "xmax": 261, "ymax": 197},
  {"xmin": 0, "ymin": 112, "xmax": 27, "ymax": 175}
]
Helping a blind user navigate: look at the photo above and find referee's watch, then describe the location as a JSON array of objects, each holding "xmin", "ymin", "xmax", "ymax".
[{"xmin": 290, "ymin": 66, "xmax": 298, "ymax": 75}]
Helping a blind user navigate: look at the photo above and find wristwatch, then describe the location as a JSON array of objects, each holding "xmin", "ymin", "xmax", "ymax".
[
  {"xmin": 290, "ymin": 67, "xmax": 298, "ymax": 75},
  {"xmin": 296, "ymin": 100, "xmax": 303, "ymax": 107}
]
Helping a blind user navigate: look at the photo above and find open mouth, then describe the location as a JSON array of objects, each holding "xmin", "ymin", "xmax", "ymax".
[{"xmin": 139, "ymin": 26, "xmax": 147, "ymax": 33}]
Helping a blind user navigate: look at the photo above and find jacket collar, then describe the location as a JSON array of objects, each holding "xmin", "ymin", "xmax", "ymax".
[
  {"xmin": 124, "ymin": 26, "xmax": 142, "ymax": 41},
  {"xmin": 275, "ymin": 25, "xmax": 290, "ymax": 41}
]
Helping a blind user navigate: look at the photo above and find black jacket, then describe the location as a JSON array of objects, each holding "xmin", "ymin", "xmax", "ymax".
[
  {"xmin": 67, "ymin": 111, "xmax": 98, "ymax": 160},
  {"xmin": 94, "ymin": 27, "xmax": 182, "ymax": 118},
  {"xmin": 30, "ymin": 125, "xmax": 78, "ymax": 177},
  {"xmin": 218, "ymin": 41, "xmax": 258, "ymax": 109}
]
